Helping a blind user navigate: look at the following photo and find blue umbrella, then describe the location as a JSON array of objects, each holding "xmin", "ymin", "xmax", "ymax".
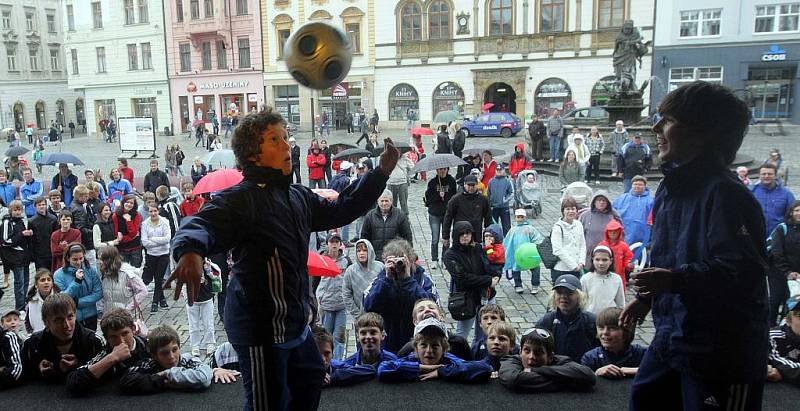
[{"xmin": 36, "ymin": 152, "xmax": 84, "ymax": 166}]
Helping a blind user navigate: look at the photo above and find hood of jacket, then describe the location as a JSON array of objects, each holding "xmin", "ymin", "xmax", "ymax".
[
  {"xmin": 354, "ymin": 238, "xmax": 380, "ymax": 272},
  {"xmin": 484, "ymin": 223, "xmax": 504, "ymax": 243},
  {"xmin": 453, "ymin": 221, "xmax": 475, "ymax": 249},
  {"xmin": 513, "ymin": 143, "xmax": 526, "ymax": 158},
  {"xmin": 604, "ymin": 219, "xmax": 626, "ymax": 244},
  {"xmin": 590, "ymin": 192, "xmax": 613, "ymax": 214}
]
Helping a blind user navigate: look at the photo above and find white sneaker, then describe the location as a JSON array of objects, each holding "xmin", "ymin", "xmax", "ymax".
[
  {"xmin": 191, "ymin": 347, "xmax": 201, "ymax": 357},
  {"xmin": 515, "ymin": 286, "xmax": 524, "ymax": 294},
  {"xmin": 206, "ymin": 344, "xmax": 216, "ymax": 355},
  {"xmin": 430, "ymin": 261, "xmax": 437, "ymax": 270},
  {"xmin": 531, "ymin": 286, "xmax": 539, "ymax": 295}
]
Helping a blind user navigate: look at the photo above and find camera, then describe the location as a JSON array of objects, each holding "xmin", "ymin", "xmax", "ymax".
[{"xmin": 387, "ymin": 256, "xmax": 406, "ymax": 273}]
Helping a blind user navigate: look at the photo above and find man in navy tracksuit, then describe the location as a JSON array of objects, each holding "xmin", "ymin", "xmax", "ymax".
[
  {"xmin": 623, "ymin": 82, "xmax": 768, "ymax": 410},
  {"xmin": 169, "ymin": 109, "xmax": 399, "ymax": 410}
]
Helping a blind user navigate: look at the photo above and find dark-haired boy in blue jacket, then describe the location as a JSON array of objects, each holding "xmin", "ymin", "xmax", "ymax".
[{"xmin": 329, "ymin": 312, "xmax": 397, "ymax": 386}]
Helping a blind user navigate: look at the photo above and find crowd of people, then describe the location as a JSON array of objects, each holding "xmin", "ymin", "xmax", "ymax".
[{"xmin": 0, "ymin": 82, "xmax": 797, "ymax": 411}]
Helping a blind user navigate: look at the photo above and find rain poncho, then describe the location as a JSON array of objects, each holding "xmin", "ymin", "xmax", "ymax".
[
  {"xmin": 502, "ymin": 219, "xmax": 545, "ymax": 271},
  {"xmin": 612, "ymin": 188, "xmax": 653, "ymax": 261}
]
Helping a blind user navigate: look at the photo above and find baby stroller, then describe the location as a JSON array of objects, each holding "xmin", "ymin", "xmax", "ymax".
[
  {"xmin": 514, "ymin": 169, "xmax": 542, "ymax": 218},
  {"xmin": 561, "ymin": 181, "xmax": 593, "ymax": 210}
]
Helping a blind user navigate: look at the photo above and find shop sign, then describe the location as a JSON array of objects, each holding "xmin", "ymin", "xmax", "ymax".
[
  {"xmin": 133, "ymin": 88, "xmax": 154, "ymax": 96},
  {"xmin": 434, "ymin": 82, "xmax": 463, "ymax": 99},
  {"xmin": 198, "ymin": 80, "xmax": 250, "ymax": 90},
  {"xmin": 194, "ymin": 96, "xmax": 203, "ymax": 104},
  {"xmin": 762, "ymin": 45, "xmax": 787, "ymax": 62},
  {"xmin": 248, "ymin": 94, "xmax": 258, "ymax": 102},
  {"xmin": 537, "ymin": 81, "xmax": 570, "ymax": 98},
  {"xmin": 392, "ymin": 84, "xmax": 417, "ymax": 100},
  {"xmin": 331, "ymin": 83, "xmax": 349, "ymax": 100}
]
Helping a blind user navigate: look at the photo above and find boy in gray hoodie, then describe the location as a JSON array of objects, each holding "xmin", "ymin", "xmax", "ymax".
[{"xmin": 342, "ymin": 239, "xmax": 383, "ymax": 321}]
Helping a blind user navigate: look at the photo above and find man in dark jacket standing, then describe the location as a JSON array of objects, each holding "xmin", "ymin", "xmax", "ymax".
[
  {"xmin": 442, "ymin": 175, "xmax": 491, "ymax": 249},
  {"xmin": 527, "ymin": 115, "xmax": 547, "ymax": 161},
  {"xmin": 69, "ymin": 185, "xmax": 97, "ymax": 265},
  {"xmin": 618, "ymin": 133, "xmax": 651, "ymax": 193},
  {"xmin": 622, "ymin": 82, "xmax": 768, "ymax": 411},
  {"xmin": 143, "ymin": 160, "xmax": 170, "ymax": 194},
  {"xmin": 169, "ymin": 109, "xmax": 399, "ymax": 410},
  {"xmin": 435, "ymin": 125, "xmax": 451, "ymax": 154},
  {"xmin": 29, "ymin": 197, "xmax": 57, "ymax": 270},
  {"xmin": 424, "ymin": 168, "xmax": 457, "ymax": 270},
  {"xmin": 361, "ymin": 190, "xmax": 413, "ymax": 259},
  {"xmin": 289, "ymin": 137, "xmax": 301, "ymax": 184}
]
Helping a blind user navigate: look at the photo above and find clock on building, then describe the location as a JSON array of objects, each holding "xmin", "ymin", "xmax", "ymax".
[{"xmin": 456, "ymin": 12, "xmax": 470, "ymax": 35}]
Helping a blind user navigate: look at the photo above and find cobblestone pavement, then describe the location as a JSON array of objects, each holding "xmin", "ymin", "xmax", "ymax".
[{"xmin": 2, "ymin": 123, "xmax": 796, "ymax": 358}]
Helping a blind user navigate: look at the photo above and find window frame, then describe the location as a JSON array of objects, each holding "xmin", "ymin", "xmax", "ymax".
[
  {"xmin": 124, "ymin": 0, "xmax": 135, "ymax": 25},
  {"xmin": 92, "ymin": 2, "xmax": 103, "ymax": 29},
  {"xmin": 127, "ymin": 43, "xmax": 138, "ymax": 70},
  {"xmin": 488, "ymin": 0, "xmax": 514, "ymax": 36},
  {"xmin": 66, "ymin": 5, "xmax": 75, "ymax": 31},
  {"xmin": 190, "ymin": 0, "xmax": 200, "ymax": 20},
  {"xmin": 179, "ymin": 42, "xmax": 191, "ymax": 72},
  {"xmin": 29, "ymin": 47, "xmax": 40, "ymax": 71},
  {"xmin": 204, "ymin": 0, "xmax": 214, "ymax": 18},
  {"xmin": 6, "ymin": 45, "xmax": 16, "ymax": 71},
  {"xmin": 141, "ymin": 42, "xmax": 152, "ymax": 70},
  {"xmin": 71, "ymin": 49, "xmax": 79, "ymax": 74},
  {"xmin": 236, "ymin": 0, "xmax": 248, "ymax": 16},
  {"xmin": 428, "ymin": 1, "xmax": 451, "ymax": 40},
  {"xmin": 668, "ymin": 66, "xmax": 723, "ymax": 91},
  {"xmin": 679, "ymin": 8, "xmax": 721, "ymax": 38},
  {"xmin": 346, "ymin": 23, "xmax": 362, "ymax": 54},
  {"xmin": 176, "ymin": 0, "xmax": 184, "ymax": 23},
  {"xmin": 49, "ymin": 48, "xmax": 59, "ymax": 71},
  {"xmin": 237, "ymin": 37, "xmax": 250, "ymax": 68},
  {"xmin": 754, "ymin": 3, "xmax": 799, "ymax": 33},
  {"xmin": 216, "ymin": 40, "xmax": 227, "ymax": 69},
  {"xmin": 277, "ymin": 29, "xmax": 291, "ymax": 58},
  {"xmin": 201, "ymin": 41, "xmax": 212, "ymax": 70},
  {"xmin": 138, "ymin": 0, "xmax": 149, "ymax": 23},
  {"xmin": 25, "ymin": 10, "xmax": 35, "ymax": 32},
  {"xmin": 1, "ymin": 9, "xmax": 11, "ymax": 30},
  {"xmin": 539, "ymin": 0, "xmax": 566, "ymax": 33},
  {"xmin": 46, "ymin": 11, "xmax": 56, "ymax": 33},
  {"xmin": 400, "ymin": 1, "xmax": 423, "ymax": 42}
]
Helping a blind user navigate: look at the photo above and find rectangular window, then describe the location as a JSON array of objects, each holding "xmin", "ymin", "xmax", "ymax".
[
  {"xmin": 176, "ymin": 0, "xmax": 184, "ymax": 22},
  {"xmin": 124, "ymin": 0, "xmax": 135, "ymax": 24},
  {"xmin": 50, "ymin": 49, "xmax": 59, "ymax": 70},
  {"xmin": 204, "ymin": 0, "xmax": 214, "ymax": 17},
  {"xmin": 669, "ymin": 66, "xmax": 723, "ymax": 90},
  {"xmin": 29, "ymin": 48, "xmax": 39, "ymax": 70},
  {"xmin": 755, "ymin": 3, "xmax": 800, "ymax": 33},
  {"xmin": 138, "ymin": 0, "xmax": 149, "ymax": 23},
  {"xmin": 598, "ymin": 0, "xmax": 625, "ymax": 28},
  {"xmin": 141, "ymin": 42, "xmax": 152, "ymax": 69},
  {"xmin": 92, "ymin": 2, "xmax": 103, "ymax": 28},
  {"xmin": 6, "ymin": 46, "xmax": 16, "ymax": 71},
  {"xmin": 71, "ymin": 49, "xmax": 79, "ymax": 74},
  {"xmin": 127, "ymin": 43, "xmax": 138, "ymax": 70},
  {"xmin": 96, "ymin": 47, "xmax": 106, "ymax": 72},
  {"xmin": 179, "ymin": 42, "xmax": 191, "ymax": 72},
  {"xmin": 1, "ymin": 10, "xmax": 11, "ymax": 30},
  {"xmin": 46, "ymin": 11, "xmax": 56, "ymax": 32},
  {"xmin": 238, "ymin": 37, "xmax": 250, "ymax": 68},
  {"xmin": 201, "ymin": 41, "xmax": 212, "ymax": 70},
  {"xmin": 216, "ymin": 40, "xmax": 227, "ymax": 68},
  {"xmin": 236, "ymin": 0, "xmax": 247, "ymax": 15},
  {"xmin": 25, "ymin": 11, "xmax": 35, "ymax": 31},
  {"xmin": 346, "ymin": 23, "xmax": 361, "ymax": 54},
  {"xmin": 540, "ymin": 0, "xmax": 565, "ymax": 32},
  {"xmin": 190, "ymin": 0, "xmax": 200, "ymax": 19},
  {"xmin": 277, "ymin": 29, "xmax": 290, "ymax": 58},
  {"xmin": 67, "ymin": 5, "xmax": 75, "ymax": 31},
  {"xmin": 680, "ymin": 9, "xmax": 721, "ymax": 37}
]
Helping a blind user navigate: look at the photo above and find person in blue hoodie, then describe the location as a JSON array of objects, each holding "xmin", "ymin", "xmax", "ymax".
[
  {"xmin": 20, "ymin": 168, "xmax": 43, "ymax": 218},
  {"xmin": 53, "ymin": 242, "xmax": 103, "ymax": 331},
  {"xmin": 169, "ymin": 109, "xmax": 399, "ymax": 411},
  {"xmin": 328, "ymin": 312, "xmax": 397, "ymax": 386},
  {"xmin": 487, "ymin": 165, "xmax": 514, "ymax": 234},
  {"xmin": 0, "ymin": 170, "xmax": 17, "ymax": 206},
  {"xmin": 363, "ymin": 239, "xmax": 436, "ymax": 353},
  {"xmin": 377, "ymin": 317, "xmax": 492, "ymax": 383},
  {"xmin": 612, "ymin": 175, "xmax": 653, "ymax": 262},
  {"xmin": 622, "ymin": 81, "xmax": 768, "ymax": 410}
]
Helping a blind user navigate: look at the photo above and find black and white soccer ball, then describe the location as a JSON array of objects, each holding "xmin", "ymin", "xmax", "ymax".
[{"xmin": 284, "ymin": 22, "xmax": 352, "ymax": 90}]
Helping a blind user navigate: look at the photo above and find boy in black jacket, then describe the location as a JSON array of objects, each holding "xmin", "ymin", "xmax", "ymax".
[
  {"xmin": 29, "ymin": 196, "xmax": 58, "ymax": 270},
  {"xmin": 66, "ymin": 308, "xmax": 150, "ymax": 396},
  {"xmin": 767, "ymin": 295, "xmax": 800, "ymax": 385},
  {"xmin": 0, "ymin": 315, "xmax": 23, "ymax": 388},
  {"xmin": 21, "ymin": 293, "xmax": 103, "ymax": 382},
  {"xmin": 499, "ymin": 327, "xmax": 595, "ymax": 392}
]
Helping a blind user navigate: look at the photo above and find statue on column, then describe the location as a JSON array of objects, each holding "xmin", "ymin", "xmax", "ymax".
[{"xmin": 612, "ymin": 20, "xmax": 651, "ymax": 93}]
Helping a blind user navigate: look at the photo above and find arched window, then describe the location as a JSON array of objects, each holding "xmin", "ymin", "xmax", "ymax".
[
  {"xmin": 489, "ymin": 0, "xmax": 513, "ymax": 36},
  {"xmin": 539, "ymin": 0, "xmax": 565, "ymax": 33},
  {"xmin": 591, "ymin": 75, "xmax": 617, "ymax": 106},
  {"xmin": 428, "ymin": 1, "xmax": 451, "ymax": 40},
  {"xmin": 400, "ymin": 2, "xmax": 422, "ymax": 41},
  {"xmin": 598, "ymin": 0, "xmax": 625, "ymax": 28},
  {"xmin": 432, "ymin": 82, "xmax": 464, "ymax": 119},
  {"xmin": 35, "ymin": 101, "xmax": 46, "ymax": 129},
  {"xmin": 13, "ymin": 102, "xmax": 24, "ymax": 131},
  {"xmin": 388, "ymin": 83, "xmax": 419, "ymax": 121},
  {"xmin": 534, "ymin": 78, "xmax": 572, "ymax": 116}
]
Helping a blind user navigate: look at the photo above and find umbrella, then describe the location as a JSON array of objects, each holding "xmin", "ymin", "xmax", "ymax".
[
  {"xmin": 328, "ymin": 143, "xmax": 357, "ymax": 154},
  {"xmin": 36, "ymin": 152, "xmax": 84, "ymax": 166},
  {"xmin": 1, "ymin": 127, "xmax": 13, "ymax": 134},
  {"xmin": 191, "ymin": 119, "xmax": 205, "ymax": 127},
  {"xmin": 192, "ymin": 168, "xmax": 243, "ymax": 195},
  {"xmin": 410, "ymin": 127, "xmax": 434, "ymax": 136},
  {"xmin": 462, "ymin": 147, "xmax": 506, "ymax": 157},
  {"xmin": 332, "ymin": 148, "xmax": 371, "ymax": 160},
  {"xmin": 482, "ymin": 103, "xmax": 495, "ymax": 111},
  {"xmin": 202, "ymin": 149, "xmax": 236, "ymax": 169},
  {"xmin": 433, "ymin": 110, "xmax": 461, "ymax": 124},
  {"xmin": 375, "ymin": 141, "xmax": 413, "ymax": 154},
  {"xmin": 308, "ymin": 251, "xmax": 342, "ymax": 277},
  {"xmin": 312, "ymin": 188, "xmax": 339, "ymax": 201},
  {"xmin": 411, "ymin": 153, "xmax": 467, "ymax": 174},
  {"xmin": 5, "ymin": 146, "xmax": 29, "ymax": 157}
]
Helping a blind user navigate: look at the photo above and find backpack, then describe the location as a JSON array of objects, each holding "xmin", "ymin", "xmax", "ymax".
[{"xmin": 766, "ymin": 223, "xmax": 788, "ymax": 253}]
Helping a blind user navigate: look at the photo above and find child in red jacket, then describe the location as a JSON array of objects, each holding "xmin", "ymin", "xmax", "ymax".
[
  {"xmin": 598, "ymin": 220, "xmax": 633, "ymax": 290},
  {"xmin": 483, "ymin": 226, "xmax": 505, "ymax": 268}
]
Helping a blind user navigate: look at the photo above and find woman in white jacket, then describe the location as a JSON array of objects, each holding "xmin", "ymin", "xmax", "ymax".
[
  {"xmin": 96, "ymin": 245, "xmax": 148, "ymax": 316},
  {"xmin": 140, "ymin": 204, "xmax": 172, "ymax": 313},
  {"xmin": 550, "ymin": 197, "xmax": 587, "ymax": 283}
]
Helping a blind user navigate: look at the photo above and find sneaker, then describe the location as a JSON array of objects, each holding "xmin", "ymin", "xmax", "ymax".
[
  {"xmin": 595, "ymin": 181, "xmax": 600, "ymax": 185},
  {"xmin": 515, "ymin": 286, "xmax": 524, "ymax": 294},
  {"xmin": 150, "ymin": 303, "xmax": 158, "ymax": 314},
  {"xmin": 206, "ymin": 344, "xmax": 216, "ymax": 355},
  {"xmin": 430, "ymin": 261, "xmax": 437, "ymax": 270},
  {"xmin": 159, "ymin": 300, "xmax": 169, "ymax": 310},
  {"xmin": 531, "ymin": 286, "xmax": 539, "ymax": 295},
  {"xmin": 191, "ymin": 347, "xmax": 201, "ymax": 358}
]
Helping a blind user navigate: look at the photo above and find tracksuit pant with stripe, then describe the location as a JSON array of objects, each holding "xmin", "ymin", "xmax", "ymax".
[{"xmin": 234, "ymin": 331, "xmax": 325, "ymax": 411}]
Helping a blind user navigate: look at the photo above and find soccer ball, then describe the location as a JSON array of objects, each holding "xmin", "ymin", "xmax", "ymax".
[{"xmin": 284, "ymin": 22, "xmax": 353, "ymax": 90}]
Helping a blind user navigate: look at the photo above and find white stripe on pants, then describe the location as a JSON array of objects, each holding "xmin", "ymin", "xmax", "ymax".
[{"xmin": 186, "ymin": 299, "xmax": 215, "ymax": 348}]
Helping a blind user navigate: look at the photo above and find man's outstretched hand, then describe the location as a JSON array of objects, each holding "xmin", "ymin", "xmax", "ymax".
[
  {"xmin": 378, "ymin": 138, "xmax": 400, "ymax": 177},
  {"xmin": 167, "ymin": 252, "xmax": 203, "ymax": 305}
]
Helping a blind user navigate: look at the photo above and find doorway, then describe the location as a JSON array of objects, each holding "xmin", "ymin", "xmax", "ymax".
[
  {"xmin": 35, "ymin": 101, "xmax": 46, "ymax": 129},
  {"xmin": 13, "ymin": 102, "xmax": 24, "ymax": 131},
  {"xmin": 747, "ymin": 67, "xmax": 795, "ymax": 120},
  {"xmin": 484, "ymin": 82, "xmax": 516, "ymax": 114}
]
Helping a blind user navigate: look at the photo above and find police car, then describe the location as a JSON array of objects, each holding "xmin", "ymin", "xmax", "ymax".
[{"xmin": 461, "ymin": 112, "xmax": 523, "ymax": 138}]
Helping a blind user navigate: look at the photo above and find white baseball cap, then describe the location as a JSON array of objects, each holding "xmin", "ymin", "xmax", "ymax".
[
  {"xmin": 414, "ymin": 317, "xmax": 448, "ymax": 337},
  {"xmin": 340, "ymin": 161, "xmax": 353, "ymax": 170}
]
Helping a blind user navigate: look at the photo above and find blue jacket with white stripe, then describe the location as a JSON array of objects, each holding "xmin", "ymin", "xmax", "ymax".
[
  {"xmin": 330, "ymin": 349, "xmax": 397, "ymax": 386},
  {"xmin": 377, "ymin": 352, "xmax": 492, "ymax": 383}
]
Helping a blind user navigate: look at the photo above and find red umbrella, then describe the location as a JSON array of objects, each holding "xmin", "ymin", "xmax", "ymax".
[
  {"xmin": 308, "ymin": 251, "xmax": 342, "ymax": 277},
  {"xmin": 191, "ymin": 119, "xmax": 206, "ymax": 127},
  {"xmin": 192, "ymin": 169, "xmax": 243, "ymax": 195},
  {"xmin": 410, "ymin": 127, "xmax": 434, "ymax": 136},
  {"xmin": 312, "ymin": 188, "xmax": 339, "ymax": 201},
  {"xmin": 482, "ymin": 102, "xmax": 495, "ymax": 111}
]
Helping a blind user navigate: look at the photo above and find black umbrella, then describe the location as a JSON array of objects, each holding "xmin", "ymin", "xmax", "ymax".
[
  {"xmin": 375, "ymin": 141, "xmax": 413, "ymax": 154},
  {"xmin": 36, "ymin": 152, "xmax": 84, "ymax": 166},
  {"xmin": 411, "ymin": 153, "xmax": 468, "ymax": 174},
  {"xmin": 462, "ymin": 146, "xmax": 506, "ymax": 157},
  {"xmin": 5, "ymin": 146, "xmax": 29, "ymax": 157},
  {"xmin": 332, "ymin": 148, "xmax": 371, "ymax": 160},
  {"xmin": 328, "ymin": 143, "xmax": 357, "ymax": 154}
]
